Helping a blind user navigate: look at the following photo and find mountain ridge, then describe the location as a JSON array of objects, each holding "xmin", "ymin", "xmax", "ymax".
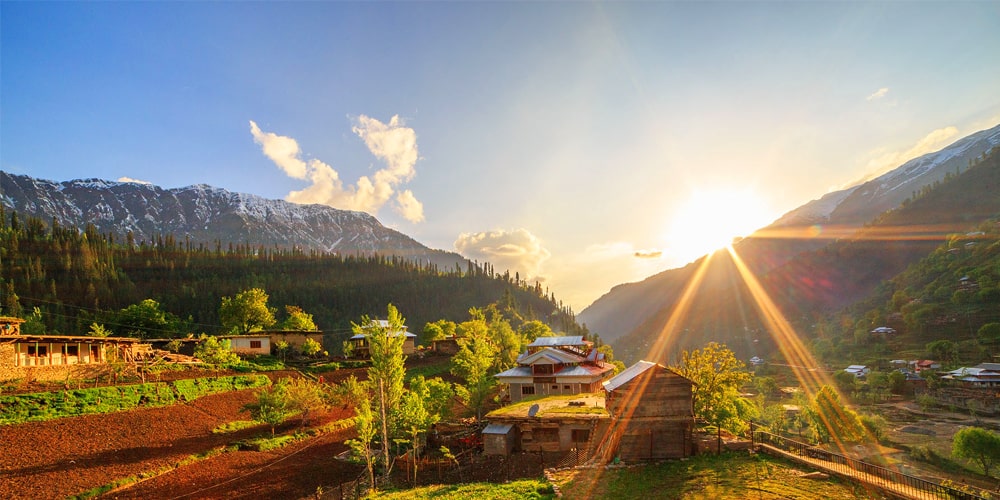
[
  {"xmin": 579, "ymin": 123, "xmax": 1000, "ymax": 349},
  {"xmin": 0, "ymin": 172, "xmax": 467, "ymax": 269}
]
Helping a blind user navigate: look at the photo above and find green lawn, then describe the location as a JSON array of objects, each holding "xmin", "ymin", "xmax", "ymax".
[
  {"xmin": 552, "ymin": 452, "xmax": 879, "ymax": 499},
  {"xmin": 370, "ymin": 479, "xmax": 554, "ymax": 499}
]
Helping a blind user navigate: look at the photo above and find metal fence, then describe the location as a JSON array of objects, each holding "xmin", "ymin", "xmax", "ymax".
[{"xmin": 752, "ymin": 429, "xmax": 988, "ymax": 500}]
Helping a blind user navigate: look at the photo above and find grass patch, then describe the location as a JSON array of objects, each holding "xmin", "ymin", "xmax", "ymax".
[
  {"xmin": 487, "ymin": 393, "xmax": 606, "ymax": 418},
  {"xmin": 212, "ymin": 420, "xmax": 261, "ymax": 434},
  {"xmin": 239, "ymin": 434, "xmax": 299, "ymax": 452},
  {"xmin": 0, "ymin": 374, "xmax": 270, "ymax": 425},
  {"xmin": 372, "ymin": 479, "xmax": 555, "ymax": 499},
  {"xmin": 553, "ymin": 452, "xmax": 871, "ymax": 499},
  {"xmin": 231, "ymin": 355, "xmax": 286, "ymax": 372},
  {"xmin": 404, "ymin": 359, "xmax": 452, "ymax": 382}
]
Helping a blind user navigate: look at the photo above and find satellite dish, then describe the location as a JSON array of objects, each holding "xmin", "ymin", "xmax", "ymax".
[{"xmin": 528, "ymin": 404, "xmax": 539, "ymax": 417}]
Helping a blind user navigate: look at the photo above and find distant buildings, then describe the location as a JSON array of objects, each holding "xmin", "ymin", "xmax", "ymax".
[{"xmin": 348, "ymin": 320, "xmax": 417, "ymax": 357}]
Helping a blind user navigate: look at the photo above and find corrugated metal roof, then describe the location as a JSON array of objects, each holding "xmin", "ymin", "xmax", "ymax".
[
  {"xmin": 602, "ymin": 360, "xmax": 657, "ymax": 392},
  {"xmin": 527, "ymin": 336, "xmax": 586, "ymax": 347},
  {"xmin": 495, "ymin": 366, "xmax": 532, "ymax": 378},
  {"xmin": 518, "ymin": 347, "xmax": 585, "ymax": 365},
  {"xmin": 349, "ymin": 331, "xmax": 417, "ymax": 340},
  {"xmin": 482, "ymin": 423, "xmax": 514, "ymax": 434}
]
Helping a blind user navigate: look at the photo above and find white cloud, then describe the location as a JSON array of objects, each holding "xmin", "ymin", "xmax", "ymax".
[
  {"xmin": 117, "ymin": 176, "xmax": 152, "ymax": 185},
  {"xmin": 395, "ymin": 189, "xmax": 425, "ymax": 222},
  {"xmin": 249, "ymin": 116, "xmax": 425, "ymax": 223},
  {"xmin": 866, "ymin": 87, "xmax": 889, "ymax": 101},
  {"xmin": 454, "ymin": 229, "xmax": 551, "ymax": 281},
  {"xmin": 249, "ymin": 121, "xmax": 309, "ymax": 179},
  {"xmin": 863, "ymin": 126, "xmax": 959, "ymax": 178}
]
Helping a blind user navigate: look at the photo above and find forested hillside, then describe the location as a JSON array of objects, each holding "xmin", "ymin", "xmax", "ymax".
[{"xmin": 0, "ymin": 213, "xmax": 589, "ymax": 344}]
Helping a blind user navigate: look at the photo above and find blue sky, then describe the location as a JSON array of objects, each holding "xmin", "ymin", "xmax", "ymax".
[{"xmin": 3, "ymin": 1, "xmax": 999, "ymax": 310}]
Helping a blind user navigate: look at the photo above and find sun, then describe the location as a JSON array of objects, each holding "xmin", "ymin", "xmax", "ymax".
[{"xmin": 664, "ymin": 188, "xmax": 773, "ymax": 264}]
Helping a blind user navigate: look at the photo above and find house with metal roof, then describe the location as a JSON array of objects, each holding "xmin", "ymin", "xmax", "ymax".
[
  {"xmin": 348, "ymin": 319, "xmax": 417, "ymax": 357},
  {"xmin": 495, "ymin": 335, "xmax": 614, "ymax": 402}
]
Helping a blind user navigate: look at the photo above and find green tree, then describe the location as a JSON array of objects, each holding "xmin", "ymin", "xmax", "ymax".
[
  {"xmin": 347, "ymin": 393, "xmax": 378, "ymax": 494},
  {"xmin": 275, "ymin": 340, "xmax": 290, "ymax": 362},
  {"xmin": 518, "ymin": 319, "xmax": 553, "ymax": 341},
  {"xmin": 20, "ymin": 307, "xmax": 45, "ymax": 334},
  {"xmin": 242, "ymin": 382, "xmax": 292, "ymax": 436},
  {"xmin": 398, "ymin": 388, "xmax": 438, "ymax": 485},
  {"xmin": 977, "ymin": 323, "xmax": 1000, "ymax": 345},
  {"xmin": 672, "ymin": 342, "xmax": 754, "ymax": 434},
  {"xmin": 88, "ymin": 322, "xmax": 111, "ymax": 337},
  {"xmin": 283, "ymin": 377, "xmax": 327, "ymax": 427},
  {"xmin": 409, "ymin": 375, "xmax": 457, "ymax": 421},
  {"xmin": 114, "ymin": 299, "xmax": 182, "ymax": 338},
  {"xmin": 805, "ymin": 385, "xmax": 866, "ymax": 444},
  {"xmin": 300, "ymin": 337, "xmax": 322, "ymax": 357},
  {"xmin": 952, "ymin": 426, "xmax": 1000, "ymax": 477},
  {"xmin": 422, "ymin": 322, "xmax": 445, "ymax": 345},
  {"xmin": 926, "ymin": 339, "xmax": 959, "ymax": 365},
  {"xmin": 450, "ymin": 331, "xmax": 498, "ymax": 419},
  {"xmin": 219, "ymin": 288, "xmax": 276, "ymax": 334},
  {"xmin": 281, "ymin": 305, "xmax": 317, "ymax": 331},
  {"xmin": 355, "ymin": 304, "xmax": 407, "ymax": 482},
  {"xmin": 193, "ymin": 334, "xmax": 240, "ymax": 367}
]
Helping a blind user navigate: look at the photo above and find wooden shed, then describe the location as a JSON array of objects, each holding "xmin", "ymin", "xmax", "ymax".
[
  {"xmin": 601, "ymin": 361, "xmax": 695, "ymax": 461},
  {"xmin": 482, "ymin": 423, "xmax": 517, "ymax": 455}
]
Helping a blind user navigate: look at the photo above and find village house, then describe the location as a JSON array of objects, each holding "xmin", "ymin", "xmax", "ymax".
[
  {"xmin": 220, "ymin": 334, "xmax": 271, "ymax": 356},
  {"xmin": 910, "ymin": 359, "xmax": 941, "ymax": 373},
  {"xmin": 844, "ymin": 364, "xmax": 870, "ymax": 378},
  {"xmin": 940, "ymin": 363, "xmax": 1000, "ymax": 388},
  {"xmin": 494, "ymin": 336, "xmax": 615, "ymax": 403},
  {"xmin": 430, "ymin": 336, "xmax": 460, "ymax": 355},
  {"xmin": 348, "ymin": 320, "xmax": 417, "ymax": 357},
  {"xmin": 483, "ymin": 359, "xmax": 697, "ymax": 463},
  {"xmin": 482, "ymin": 393, "xmax": 610, "ymax": 456},
  {"xmin": 599, "ymin": 361, "xmax": 696, "ymax": 461},
  {"xmin": 0, "ymin": 316, "xmax": 143, "ymax": 382}
]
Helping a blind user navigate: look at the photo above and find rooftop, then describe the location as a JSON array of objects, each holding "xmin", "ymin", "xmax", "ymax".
[
  {"xmin": 487, "ymin": 393, "xmax": 608, "ymax": 420},
  {"xmin": 526, "ymin": 336, "xmax": 588, "ymax": 348}
]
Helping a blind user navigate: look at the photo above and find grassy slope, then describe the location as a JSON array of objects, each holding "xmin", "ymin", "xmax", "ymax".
[{"xmin": 552, "ymin": 452, "xmax": 878, "ymax": 499}]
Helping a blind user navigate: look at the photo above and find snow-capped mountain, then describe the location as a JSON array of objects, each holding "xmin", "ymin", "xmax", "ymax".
[
  {"xmin": 0, "ymin": 172, "xmax": 466, "ymax": 267},
  {"xmin": 774, "ymin": 123, "xmax": 1000, "ymax": 227}
]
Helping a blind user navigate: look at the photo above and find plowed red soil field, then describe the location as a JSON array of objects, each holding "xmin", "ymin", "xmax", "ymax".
[{"xmin": 0, "ymin": 371, "xmax": 364, "ymax": 500}]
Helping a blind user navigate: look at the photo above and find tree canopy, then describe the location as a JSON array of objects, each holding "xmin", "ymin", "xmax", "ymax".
[
  {"xmin": 219, "ymin": 288, "xmax": 277, "ymax": 334},
  {"xmin": 672, "ymin": 342, "xmax": 754, "ymax": 434}
]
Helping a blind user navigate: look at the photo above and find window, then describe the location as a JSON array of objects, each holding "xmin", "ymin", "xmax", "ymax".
[
  {"xmin": 250, "ymin": 340, "xmax": 262, "ymax": 349},
  {"xmin": 551, "ymin": 385, "xmax": 559, "ymax": 390},
  {"xmin": 66, "ymin": 345, "xmax": 79, "ymax": 356},
  {"xmin": 564, "ymin": 385, "xmax": 571, "ymax": 390},
  {"xmin": 27, "ymin": 345, "xmax": 48, "ymax": 356},
  {"xmin": 533, "ymin": 364, "xmax": 554, "ymax": 375},
  {"xmin": 534, "ymin": 428, "xmax": 559, "ymax": 442},
  {"xmin": 521, "ymin": 386, "xmax": 535, "ymax": 396},
  {"xmin": 572, "ymin": 429, "xmax": 590, "ymax": 442}
]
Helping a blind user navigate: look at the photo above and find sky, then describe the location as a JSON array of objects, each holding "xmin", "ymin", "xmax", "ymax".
[{"xmin": 2, "ymin": 2, "xmax": 999, "ymax": 311}]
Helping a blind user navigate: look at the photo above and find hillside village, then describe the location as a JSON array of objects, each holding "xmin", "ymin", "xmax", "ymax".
[{"xmin": 1, "ymin": 142, "xmax": 1000, "ymax": 498}]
